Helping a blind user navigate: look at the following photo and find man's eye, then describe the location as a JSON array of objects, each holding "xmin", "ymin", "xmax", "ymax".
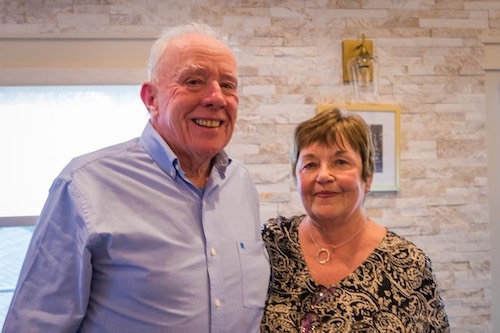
[
  {"xmin": 221, "ymin": 82, "xmax": 237, "ymax": 90},
  {"xmin": 187, "ymin": 79, "xmax": 203, "ymax": 86}
]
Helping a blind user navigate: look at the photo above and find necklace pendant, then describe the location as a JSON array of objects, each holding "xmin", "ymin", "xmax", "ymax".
[{"xmin": 316, "ymin": 248, "xmax": 331, "ymax": 265}]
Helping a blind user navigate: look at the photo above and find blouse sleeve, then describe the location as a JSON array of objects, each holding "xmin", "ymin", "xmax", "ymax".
[{"xmin": 420, "ymin": 255, "xmax": 450, "ymax": 332}]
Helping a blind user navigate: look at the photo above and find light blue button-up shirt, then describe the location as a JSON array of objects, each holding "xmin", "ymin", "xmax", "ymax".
[{"xmin": 2, "ymin": 122, "xmax": 270, "ymax": 333}]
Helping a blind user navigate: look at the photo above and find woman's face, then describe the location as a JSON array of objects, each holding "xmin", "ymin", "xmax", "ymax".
[{"xmin": 295, "ymin": 140, "xmax": 371, "ymax": 224}]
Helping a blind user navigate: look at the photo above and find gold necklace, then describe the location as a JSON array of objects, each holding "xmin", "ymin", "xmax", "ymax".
[{"xmin": 308, "ymin": 219, "xmax": 368, "ymax": 265}]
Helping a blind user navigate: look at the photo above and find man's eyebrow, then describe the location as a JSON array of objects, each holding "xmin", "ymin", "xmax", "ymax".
[
  {"xmin": 189, "ymin": 64, "xmax": 205, "ymax": 72},
  {"xmin": 221, "ymin": 72, "xmax": 238, "ymax": 83},
  {"xmin": 176, "ymin": 64, "xmax": 205, "ymax": 76}
]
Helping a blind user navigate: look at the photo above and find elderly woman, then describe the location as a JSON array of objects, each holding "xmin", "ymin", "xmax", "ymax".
[{"xmin": 261, "ymin": 107, "xmax": 450, "ymax": 332}]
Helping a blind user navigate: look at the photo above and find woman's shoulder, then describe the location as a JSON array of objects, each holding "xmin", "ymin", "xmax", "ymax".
[
  {"xmin": 261, "ymin": 215, "xmax": 305, "ymax": 258},
  {"xmin": 261, "ymin": 215, "xmax": 304, "ymax": 244},
  {"xmin": 384, "ymin": 230, "xmax": 424, "ymax": 250},
  {"xmin": 379, "ymin": 230, "xmax": 431, "ymax": 266},
  {"xmin": 262, "ymin": 215, "xmax": 304, "ymax": 233}
]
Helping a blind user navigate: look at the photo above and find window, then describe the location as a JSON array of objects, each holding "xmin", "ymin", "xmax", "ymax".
[{"xmin": 0, "ymin": 85, "xmax": 147, "ymax": 219}]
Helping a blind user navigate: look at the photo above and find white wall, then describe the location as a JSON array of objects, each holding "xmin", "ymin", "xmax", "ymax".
[{"xmin": 484, "ymin": 38, "xmax": 500, "ymax": 333}]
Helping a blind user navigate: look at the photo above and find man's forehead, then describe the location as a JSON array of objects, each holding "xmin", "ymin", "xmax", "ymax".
[{"xmin": 171, "ymin": 56, "xmax": 237, "ymax": 79}]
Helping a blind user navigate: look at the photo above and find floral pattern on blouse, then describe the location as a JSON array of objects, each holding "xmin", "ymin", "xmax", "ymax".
[{"xmin": 260, "ymin": 215, "xmax": 450, "ymax": 333}]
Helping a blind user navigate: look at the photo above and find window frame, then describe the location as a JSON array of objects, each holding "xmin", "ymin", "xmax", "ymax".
[{"xmin": 0, "ymin": 34, "xmax": 155, "ymax": 85}]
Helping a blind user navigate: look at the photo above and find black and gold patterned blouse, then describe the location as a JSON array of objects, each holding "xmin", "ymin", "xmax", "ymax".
[{"xmin": 260, "ymin": 215, "xmax": 450, "ymax": 333}]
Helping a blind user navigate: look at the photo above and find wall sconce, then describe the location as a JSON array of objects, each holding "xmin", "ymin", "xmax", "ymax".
[{"xmin": 342, "ymin": 34, "xmax": 379, "ymax": 99}]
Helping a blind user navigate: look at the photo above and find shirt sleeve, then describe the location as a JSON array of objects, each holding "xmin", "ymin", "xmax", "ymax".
[{"xmin": 2, "ymin": 177, "xmax": 93, "ymax": 332}]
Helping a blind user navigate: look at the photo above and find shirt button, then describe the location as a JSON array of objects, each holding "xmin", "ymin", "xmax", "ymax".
[
  {"xmin": 215, "ymin": 299, "xmax": 222, "ymax": 308},
  {"xmin": 210, "ymin": 247, "xmax": 217, "ymax": 256}
]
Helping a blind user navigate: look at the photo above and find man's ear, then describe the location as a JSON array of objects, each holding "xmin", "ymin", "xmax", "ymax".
[{"xmin": 140, "ymin": 82, "xmax": 158, "ymax": 117}]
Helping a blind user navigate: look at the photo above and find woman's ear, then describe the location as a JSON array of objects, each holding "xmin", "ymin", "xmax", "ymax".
[
  {"xmin": 140, "ymin": 82, "xmax": 158, "ymax": 117},
  {"xmin": 365, "ymin": 175, "xmax": 373, "ymax": 194}
]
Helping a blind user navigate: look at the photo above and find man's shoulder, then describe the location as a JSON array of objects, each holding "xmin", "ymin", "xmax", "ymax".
[
  {"xmin": 59, "ymin": 138, "xmax": 140, "ymax": 179},
  {"xmin": 223, "ymin": 158, "xmax": 254, "ymax": 180}
]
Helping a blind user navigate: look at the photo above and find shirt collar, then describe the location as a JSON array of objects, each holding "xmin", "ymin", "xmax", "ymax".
[{"xmin": 139, "ymin": 121, "xmax": 231, "ymax": 180}]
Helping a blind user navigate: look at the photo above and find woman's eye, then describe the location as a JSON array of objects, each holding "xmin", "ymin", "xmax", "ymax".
[
  {"xmin": 302, "ymin": 162, "xmax": 316, "ymax": 170},
  {"xmin": 334, "ymin": 159, "xmax": 351, "ymax": 168}
]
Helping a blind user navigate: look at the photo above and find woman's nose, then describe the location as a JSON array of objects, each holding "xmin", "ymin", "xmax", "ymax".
[{"xmin": 316, "ymin": 166, "xmax": 335, "ymax": 183}]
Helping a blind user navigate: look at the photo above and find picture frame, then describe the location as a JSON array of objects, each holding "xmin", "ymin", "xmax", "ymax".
[{"xmin": 317, "ymin": 103, "xmax": 401, "ymax": 192}]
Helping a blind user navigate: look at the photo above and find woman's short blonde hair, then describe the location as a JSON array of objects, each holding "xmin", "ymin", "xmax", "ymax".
[{"xmin": 291, "ymin": 107, "xmax": 375, "ymax": 182}]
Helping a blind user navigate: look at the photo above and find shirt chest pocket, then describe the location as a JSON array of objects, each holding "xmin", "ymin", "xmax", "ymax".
[{"xmin": 237, "ymin": 241, "xmax": 270, "ymax": 309}]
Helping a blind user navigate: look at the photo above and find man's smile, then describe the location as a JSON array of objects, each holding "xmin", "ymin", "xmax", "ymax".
[{"xmin": 193, "ymin": 119, "xmax": 222, "ymax": 127}]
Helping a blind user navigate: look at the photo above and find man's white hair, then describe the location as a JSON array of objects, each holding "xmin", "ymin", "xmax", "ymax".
[{"xmin": 146, "ymin": 22, "xmax": 230, "ymax": 81}]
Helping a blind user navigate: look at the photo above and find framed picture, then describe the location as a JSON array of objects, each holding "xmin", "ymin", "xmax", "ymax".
[{"xmin": 317, "ymin": 103, "xmax": 401, "ymax": 192}]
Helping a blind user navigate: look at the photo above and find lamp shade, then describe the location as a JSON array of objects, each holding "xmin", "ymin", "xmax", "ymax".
[{"xmin": 346, "ymin": 37, "xmax": 379, "ymax": 100}]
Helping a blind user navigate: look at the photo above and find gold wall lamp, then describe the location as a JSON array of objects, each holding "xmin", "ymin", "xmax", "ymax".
[{"xmin": 342, "ymin": 34, "xmax": 378, "ymax": 98}]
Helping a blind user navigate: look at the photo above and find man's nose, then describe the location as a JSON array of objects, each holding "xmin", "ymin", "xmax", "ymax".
[{"xmin": 203, "ymin": 81, "xmax": 226, "ymax": 109}]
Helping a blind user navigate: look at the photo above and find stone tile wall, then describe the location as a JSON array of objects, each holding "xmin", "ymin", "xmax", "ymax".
[{"xmin": 2, "ymin": 1, "xmax": 499, "ymax": 332}]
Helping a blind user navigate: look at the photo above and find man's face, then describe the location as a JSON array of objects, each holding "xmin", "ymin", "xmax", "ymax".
[{"xmin": 143, "ymin": 33, "xmax": 239, "ymax": 166}]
